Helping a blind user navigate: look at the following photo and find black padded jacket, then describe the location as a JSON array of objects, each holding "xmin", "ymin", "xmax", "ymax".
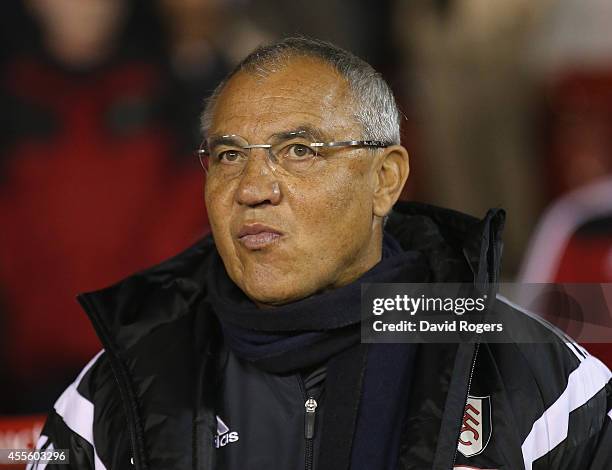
[{"xmin": 30, "ymin": 202, "xmax": 612, "ymax": 470}]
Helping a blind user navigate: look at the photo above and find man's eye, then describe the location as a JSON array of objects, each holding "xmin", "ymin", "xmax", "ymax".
[
  {"xmin": 217, "ymin": 150, "xmax": 246, "ymax": 164},
  {"xmin": 284, "ymin": 144, "xmax": 316, "ymax": 160}
]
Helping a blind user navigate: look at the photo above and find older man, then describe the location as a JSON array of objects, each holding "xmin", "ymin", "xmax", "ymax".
[{"xmin": 33, "ymin": 38, "xmax": 611, "ymax": 470}]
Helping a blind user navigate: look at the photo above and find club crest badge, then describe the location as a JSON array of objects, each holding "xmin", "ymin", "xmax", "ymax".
[{"xmin": 457, "ymin": 395, "xmax": 492, "ymax": 458}]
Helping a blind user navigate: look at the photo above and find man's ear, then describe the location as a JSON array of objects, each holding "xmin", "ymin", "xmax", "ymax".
[{"xmin": 372, "ymin": 145, "xmax": 409, "ymax": 218}]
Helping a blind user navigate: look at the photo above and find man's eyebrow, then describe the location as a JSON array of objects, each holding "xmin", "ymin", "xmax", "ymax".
[
  {"xmin": 206, "ymin": 135, "xmax": 243, "ymax": 147},
  {"xmin": 269, "ymin": 125, "xmax": 329, "ymax": 142},
  {"xmin": 206, "ymin": 125, "xmax": 330, "ymax": 146}
]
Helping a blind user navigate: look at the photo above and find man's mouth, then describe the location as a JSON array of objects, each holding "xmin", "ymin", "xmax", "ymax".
[{"xmin": 237, "ymin": 223, "xmax": 283, "ymax": 250}]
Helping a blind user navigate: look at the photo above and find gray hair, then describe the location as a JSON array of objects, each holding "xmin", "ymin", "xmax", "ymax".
[{"xmin": 200, "ymin": 37, "xmax": 401, "ymax": 145}]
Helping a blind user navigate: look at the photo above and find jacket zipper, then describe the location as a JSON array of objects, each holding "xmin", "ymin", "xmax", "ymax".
[
  {"xmin": 298, "ymin": 376, "xmax": 318, "ymax": 470},
  {"xmin": 304, "ymin": 397, "xmax": 318, "ymax": 470}
]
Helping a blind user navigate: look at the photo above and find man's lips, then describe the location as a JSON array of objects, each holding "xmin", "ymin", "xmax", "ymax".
[{"xmin": 236, "ymin": 223, "xmax": 283, "ymax": 250}]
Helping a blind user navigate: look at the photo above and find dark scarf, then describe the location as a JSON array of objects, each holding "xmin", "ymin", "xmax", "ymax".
[{"xmin": 206, "ymin": 232, "xmax": 430, "ymax": 470}]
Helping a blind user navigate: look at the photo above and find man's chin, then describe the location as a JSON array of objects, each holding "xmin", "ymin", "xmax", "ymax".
[{"xmin": 242, "ymin": 282, "xmax": 310, "ymax": 308}]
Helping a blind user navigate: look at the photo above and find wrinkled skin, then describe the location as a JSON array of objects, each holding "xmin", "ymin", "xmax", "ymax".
[{"xmin": 204, "ymin": 56, "xmax": 409, "ymax": 306}]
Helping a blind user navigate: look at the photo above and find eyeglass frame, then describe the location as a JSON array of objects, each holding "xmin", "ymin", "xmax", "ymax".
[{"xmin": 195, "ymin": 130, "xmax": 392, "ymax": 174}]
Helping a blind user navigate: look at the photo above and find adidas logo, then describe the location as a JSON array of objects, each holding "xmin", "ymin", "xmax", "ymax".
[{"xmin": 214, "ymin": 415, "xmax": 239, "ymax": 448}]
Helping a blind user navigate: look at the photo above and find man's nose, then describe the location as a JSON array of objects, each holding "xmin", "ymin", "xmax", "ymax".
[{"xmin": 235, "ymin": 149, "xmax": 282, "ymax": 207}]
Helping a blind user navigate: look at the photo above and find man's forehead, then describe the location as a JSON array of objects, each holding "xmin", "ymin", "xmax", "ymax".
[{"xmin": 208, "ymin": 56, "xmax": 357, "ymax": 139}]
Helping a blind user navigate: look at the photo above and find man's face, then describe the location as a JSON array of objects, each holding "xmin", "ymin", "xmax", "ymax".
[{"xmin": 205, "ymin": 57, "xmax": 383, "ymax": 305}]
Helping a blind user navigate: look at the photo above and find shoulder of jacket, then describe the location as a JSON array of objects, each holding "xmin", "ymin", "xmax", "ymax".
[
  {"xmin": 485, "ymin": 296, "xmax": 611, "ymax": 401},
  {"xmin": 34, "ymin": 350, "xmax": 127, "ymax": 470},
  {"xmin": 53, "ymin": 350, "xmax": 121, "ymax": 420},
  {"xmin": 491, "ymin": 295, "xmax": 591, "ymax": 376},
  {"xmin": 474, "ymin": 296, "xmax": 612, "ymax": 469}
]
